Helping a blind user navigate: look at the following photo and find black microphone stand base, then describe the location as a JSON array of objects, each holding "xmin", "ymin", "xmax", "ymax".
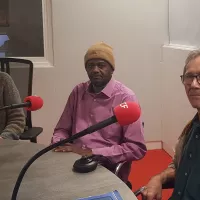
[{"xmin": 73, "ymin": 156, "xmax": 98, "ymax": 173}]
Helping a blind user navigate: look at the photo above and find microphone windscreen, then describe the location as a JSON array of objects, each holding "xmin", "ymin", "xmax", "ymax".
[
  {"xmin": 24, "ymin": 96, "xmax": 43, "ymax": 111},
  {"xmin": 114, "ymin": 101, "xmax": 141, "ymax": 126}
]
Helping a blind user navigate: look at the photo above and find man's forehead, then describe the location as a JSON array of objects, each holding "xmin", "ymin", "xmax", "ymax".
[
  {"xmin": 87, "ymin": 59, "xmax": 106, "ymax": 63},
  {"xmin": 186, "ymin": 57, "xmax": 200, "ymax": 73}
]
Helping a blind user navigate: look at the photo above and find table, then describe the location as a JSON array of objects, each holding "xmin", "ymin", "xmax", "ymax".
[{"xmin": 0, "ymin": 140, "xmax": 137, "ymax": 200}]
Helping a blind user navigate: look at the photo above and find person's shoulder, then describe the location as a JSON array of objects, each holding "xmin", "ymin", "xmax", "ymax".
[
  {"xmin": 0, "ymin": 72, "xmax": 13, "ymax": 84},
  {"xmin": 71, "ymin": 81, "xmax": 89, "ymax": 94},
  {"xmin": 114, "ymin": 80, "xmax": 135, "ymax": 96},
  {"xmin": 0, "ymin": 71, "xmax": 11, "ymax": 79}
]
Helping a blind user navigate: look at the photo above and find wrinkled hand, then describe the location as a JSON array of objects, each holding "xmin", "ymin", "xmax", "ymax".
[
  {"xmin": 54, "ymin": 143, "xmax": 92, "ymax": 156},
  {"xmin": 141, "ymin": 176, "xmax": 162, "ymax": 200}
]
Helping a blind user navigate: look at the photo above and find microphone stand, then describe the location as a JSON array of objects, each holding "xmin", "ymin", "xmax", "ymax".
[
  {"xmin": 11, "ymin": 116, "xmax": 117, "ymax": 200},
  {"xmin": 0, "ymin": 102, "xmax": 30, "ymax": 111},
  {"xmin": 0, "ymin": 105, "xmax": 11, "ymax": 110}
]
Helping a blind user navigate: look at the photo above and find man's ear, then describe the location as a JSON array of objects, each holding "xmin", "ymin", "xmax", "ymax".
[{"xmin": 110, "ymin": 65, "xmax": 114, "ymax": 74}]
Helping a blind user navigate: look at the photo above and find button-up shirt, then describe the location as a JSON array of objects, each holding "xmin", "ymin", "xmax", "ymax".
[
  {"xmin": 51, "ymin": 79, "xmax": 146, "ymax": 182},
  {"xmin": 169, "ymin": 114, "xmax": 200, "ymax": 200}
]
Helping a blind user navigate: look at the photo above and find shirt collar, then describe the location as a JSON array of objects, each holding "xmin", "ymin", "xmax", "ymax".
[
  {"xmin": 86, "ymin": 78, "xmax": 116, "ymax": 98},
  {"xmin": 101, "ymin": 78, "xmax": 116, "ymax": 97},
  {"xmin": 192, "ymin": 113, "xmax": 200, "ymax": 125}
]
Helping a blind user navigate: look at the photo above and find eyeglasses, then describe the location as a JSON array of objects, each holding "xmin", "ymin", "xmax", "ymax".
[{"xmin": 180, "ymin": 74, "xmax": 200, "ymax": 85}]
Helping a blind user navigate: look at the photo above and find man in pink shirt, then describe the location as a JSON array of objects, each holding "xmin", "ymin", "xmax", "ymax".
[{"xmin": 51, "ymin": 42, "xmax": 147, "ymax": 186}]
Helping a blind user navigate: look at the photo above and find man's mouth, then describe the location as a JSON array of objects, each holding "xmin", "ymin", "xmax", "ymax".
[
  {"xmin": 189, "ymin": 95, "xmax": 200, "ymax": 97},
  {"xmin": 189, "ymin": 93, "xmax": 200, "ymax": 96},
  {"xmin": 92, "ymin": 76, "xmax": 102, "ymax": 79}
]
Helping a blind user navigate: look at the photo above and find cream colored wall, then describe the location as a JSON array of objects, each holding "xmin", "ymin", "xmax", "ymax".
[{"xmin": 169, "ymin": 0, "xmax": 200, "ymax": 47}]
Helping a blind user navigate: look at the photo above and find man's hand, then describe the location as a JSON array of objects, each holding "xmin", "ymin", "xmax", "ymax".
[
  {"xmin": 54, "ymin": 143, "xmax": 93, "ymax": 156},
  {"xmin": 141, "ymin": 176, "xmax": 162, "ymax": 200},
  {"xmin": 54, "ymin": 144, "xmax": 72, "ymax": 152},
  {"xmin": 0, "ymin": 136, "xmax": 3, "ymax": 139}
]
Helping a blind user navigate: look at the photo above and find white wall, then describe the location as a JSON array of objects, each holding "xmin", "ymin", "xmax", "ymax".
[
  {"xmin": 169, "ymin": 0, "xmax": 200, "ymax": 47},
  {"xmin": 32, "ymin": 0, "xmax": 199, "ymax": 154}
]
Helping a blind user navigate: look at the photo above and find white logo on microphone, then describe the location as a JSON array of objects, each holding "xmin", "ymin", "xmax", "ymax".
[{"xmin": 120, "ymin": 102, "xmax": 128, "ymax": 108}]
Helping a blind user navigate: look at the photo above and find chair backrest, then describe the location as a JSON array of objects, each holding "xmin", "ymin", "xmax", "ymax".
[{"xmin": 0, "ymin": 58, "xmax": 33, "ymax": 129}]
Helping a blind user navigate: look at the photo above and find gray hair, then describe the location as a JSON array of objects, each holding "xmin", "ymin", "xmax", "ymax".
[{"xmin": 183, "ymin": 50, "xmax": 200, "ymax": 75}]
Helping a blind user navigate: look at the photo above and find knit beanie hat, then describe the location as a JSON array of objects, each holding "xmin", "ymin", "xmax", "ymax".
[{"xmin": 84, "ymin": 42, "xmax": 115, "ymax": 70}]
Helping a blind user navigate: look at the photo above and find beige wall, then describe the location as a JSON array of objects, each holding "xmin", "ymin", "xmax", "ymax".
[
  {"xmin": 169, "ymin": 0, "xmax": 200, "ymax": 47},
  {"xmin": 31, "ymin": 0, "xmax": 198, "ymax": 154}
]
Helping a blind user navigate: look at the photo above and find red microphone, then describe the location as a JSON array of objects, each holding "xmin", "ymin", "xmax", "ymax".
[
  {"xmin": 0, "ymin": 95, "xmax": 43, "ymax": 111},
  {"xmin": 24, "ymin": 96, "xmax": 43, "ymax": 111},
  {"xmin": 114, "ymin": 101, "xmax": 141, "ymax": 125}
]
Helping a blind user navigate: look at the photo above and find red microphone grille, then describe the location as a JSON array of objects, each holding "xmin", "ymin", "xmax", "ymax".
[
  {"xmin": 24, "ymin": 96, "xmax": 43, "ymax": 111},
  {"xmin": 114, "ymin": 101, "xmax": 141, "ymax": 126}
]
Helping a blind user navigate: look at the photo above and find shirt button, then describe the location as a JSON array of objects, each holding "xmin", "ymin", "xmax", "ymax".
[
  {"xmin": 189, "ymin": 153, "xmax": 192, "ymax": 158},
  {"xmin": 90, "ymin": 114, "xmax": 93, "ymax": 117},
  {"xmin": 178, "ymin": 191, "xmax": 181, "ymax": 195},
  {"xmin": 195, "ymin": 134, "xmax": 199, "ymax": 139},
  {"xmin": 94, "ymin": 99, "xmax": 96, "ymax": 101},
  {"xmin": 185, "ymin": 172, "xmax": 188, "ymax": 176}
]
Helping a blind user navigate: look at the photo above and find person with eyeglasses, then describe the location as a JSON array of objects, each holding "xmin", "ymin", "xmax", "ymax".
[
  {"xmin": 50, "ymin": 42, "xmax": 146, "ymax": 186},
  {"xmin": 141, "ymin": 50, "xmax": 200, "ymax": 200}
]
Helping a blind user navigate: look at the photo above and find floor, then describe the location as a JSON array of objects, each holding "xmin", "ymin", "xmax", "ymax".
[{"xmin": 129, "ymin": 149, "xmax": 173, "ymax": 200}]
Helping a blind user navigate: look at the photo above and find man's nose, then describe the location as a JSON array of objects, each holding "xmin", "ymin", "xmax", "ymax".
[
  {"xmin": 92, "ymin": 65, "xmax": 100, "ymax": 73},
  {"xmin": 191, "ymin": 77, "xmax": 200, "ymax": 88}
]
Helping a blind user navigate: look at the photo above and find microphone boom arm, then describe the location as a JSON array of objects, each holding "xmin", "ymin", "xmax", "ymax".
[
  {"xmin": 0, "ymin": 102, "xmax": 31, "ymax": 111},
  {"xmin": 11, "ymin": 115, "xmax": 117, "ymax": 200}
]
